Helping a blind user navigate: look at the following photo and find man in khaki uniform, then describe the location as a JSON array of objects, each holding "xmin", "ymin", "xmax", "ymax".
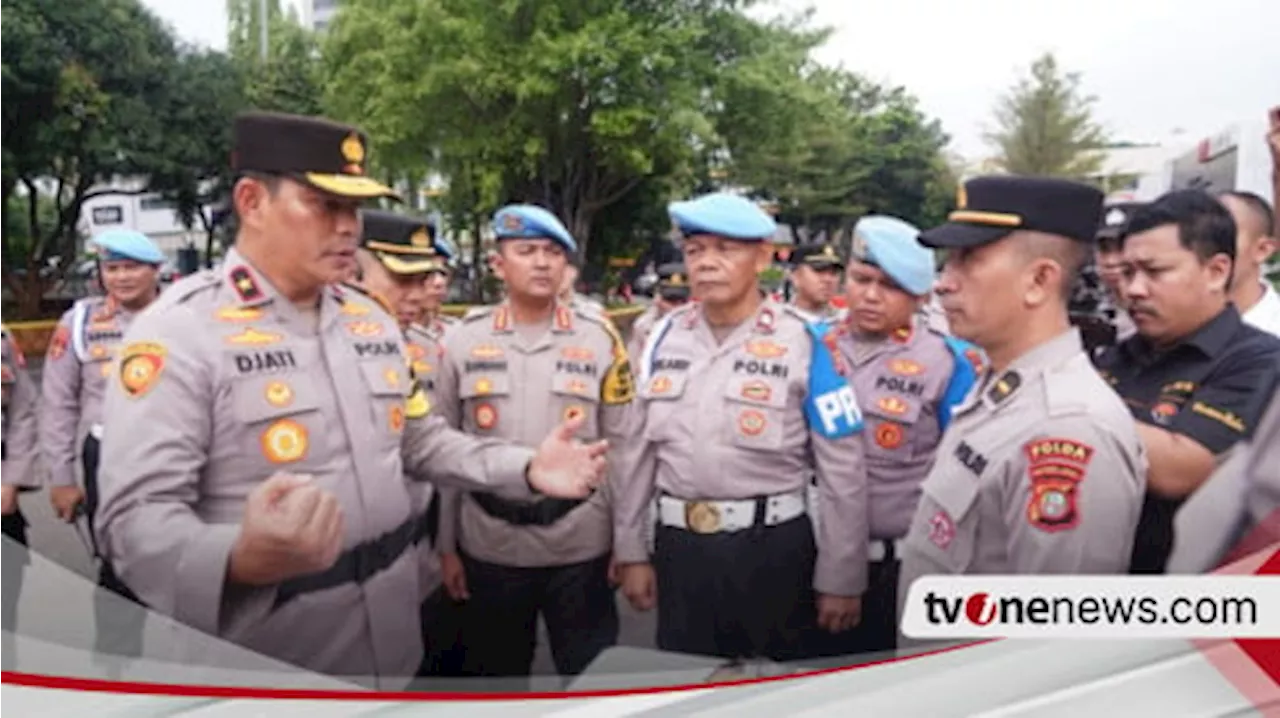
[
  {"xmin": 351, "ymin": 209, "xmax": 455, "ymax": 674},
  {"xmin": 434, "ymin": 204, "xmax": 639, "ymax": 679},
  {"xmin": 897, "ymin": 176, "xmax": 1147, "ymax": 629},
  {"xmin": 616, "ymin": 192, "xmax": 869, "ymax": 662},
  {"xmin": 818, "ymin": 215, "xmax": 982, "ymax": 657},
  {"xmin": 93, "ymin": 111, "xmax": 609, "ymax": 687},
  {"xmin": 40, "ymin": 228, "xmax": 164, "ymax": 660},
  {"xmin": 627, "ymin": 262, "xmax": 692, "ymax": 360},
  {"xmin": 788, "ymin": 243, "xmax": 845, "ymax": 322},
  {"xmin": 3, "ymin": 326, "xmax": 40, "ymax": 663}
]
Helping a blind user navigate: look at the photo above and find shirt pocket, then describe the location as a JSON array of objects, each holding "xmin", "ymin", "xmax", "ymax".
[
  {"xmin": 458, "ymin": 370, "xmax": 512, "ymax": 435},
  {"xmin": 863, "ymin": 389, "xmax": 927, "ymax": 462},
  {"xmin": 722, "ymin": 377, "xmax": 789, "ymax": 452},
  {"xmin": 232, "ymin": 373, "xmax": 323, "ymax": 468},
  {"xmin": 550, "ymin": 372, "xmax": 601, "ymax": 437},
  {"xmin": 639, "ymin": 371, "xmax": 689, "ymax": 443},
  {"xmin": 908, "ymin": 469, "xmax": 981, "ymax": 574},
  {"xmin": 357, "ymin": 361, "xmax": 411, "ymax": 439}
]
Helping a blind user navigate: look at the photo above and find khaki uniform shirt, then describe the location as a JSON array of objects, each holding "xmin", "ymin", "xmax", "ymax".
[
  {"xmin": 898, "ymin": 329, "xmax": 1146, "ymax": 609},
  {"xmin": 2, "ymin": 328, "xmax": 40, "ymax": 488},
  {"xmin": 435, "ymin": 302, "xmax": 640, "ymax": 567},
  {"xmin": 40, "ymin": 296, "xmax": 143, "ymax": 486},
  {"xmin": 615, "ymin": 300, "xmax": 870, "ymax": 597},
  {"xmin": 94, "ymin": 249, "xmax": 536, "ymax": 685},
  {"xmin": 837, "ymin": 322, "xmax": 966, "ymax": 540}
]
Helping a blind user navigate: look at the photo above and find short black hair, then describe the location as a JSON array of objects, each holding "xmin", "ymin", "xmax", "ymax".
[
  {"xmin": 1219, "ymin": 190, "xmax": 1275, "ymax": 237},
  {"xmin": 1121, "ymin": 189, "xmax": 1238, "ymax": 267}
]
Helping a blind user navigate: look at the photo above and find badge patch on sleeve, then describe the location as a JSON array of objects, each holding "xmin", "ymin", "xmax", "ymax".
[
  {"xmin": 118, "ymin": 342, "xmax": 167, "ymax": 398},
  {"xmin": 1023, "ymin": 437, "xmax": 1094, "ymax": 532},
  {"xmin": 405, "ymin": 384, "xmax": 431, "ymax": 419},
  {"xmin": 48, "ymin": 325, "xmax": 71, "ymax": 361}
]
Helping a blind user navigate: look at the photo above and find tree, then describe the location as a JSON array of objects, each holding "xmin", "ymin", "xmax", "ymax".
[
  {"xmin": 147, "ymin": 48, "xmax": 247, "ymax": 267},
  {"xmin": 985, "ymin": 53, "xmax": 1107, "ymax": 178},
  {"xmin": 2, "ymin": 0, "xmax": 181, "ymax": 317},
  {"xmin": 322, "ymin": 0, "xmax": 723, "ymax": 259},
  {"xmin": 227, "ymin": 0, "xmax": 324, "ymax": 116}
]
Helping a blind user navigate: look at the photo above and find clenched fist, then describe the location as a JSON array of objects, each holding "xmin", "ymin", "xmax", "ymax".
[{"xmin": 228, "ymin": 473, "xmax": 345, "ymax": 587}]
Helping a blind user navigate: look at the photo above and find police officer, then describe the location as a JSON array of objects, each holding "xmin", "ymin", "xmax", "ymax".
[
  {"xmin": 1093, "ymin": 203, "xmax": 1142, "ymax": 343},
  {"xmin": 788, "ymin": 243, "xmax": 845, "ymax": 322},
  {"xmin": 1092, "ymin": 190, "xmax": 1280, "ymax": 575},
  {"xmin": 817, "ymin": 215, "xmax": 980, "ymax": 657},
  {"xmin": 2, "ymin": 327, "xmax": 40, "ymax": 664},
  {"xmin": 628, "ymin": 262, "xmax": 692, "ymax": 359},
  {"xmin": 897, "ymin": 176, "xmax": 1147, "ymax": 624},
  {"xmin": 616, "ymin": 191, "xmax": 868, "ymax": 662},
  {"xmin": 41, "ymin": 228, "xmax": 163, "ymax": 660},
  {"xmin": 433, "ymin": 204, "xmax": 639, "ymax": 679},
  {"xmin": 93, "ymin": 111, "xmax": 609, "ymax": 686},
  {"xmin": 419, "ymin": 218, "xmax": 460, "ymax": 334},
  {"xmin": 1168, "ymin": 393, "xmax": 1280, "ymax": 573},
  {"xmin": 559, "ymin": 257, "xmax": 606, "ymax": 315},
  {"xmin": 351, "ymin": 209, "xmax": 454, "ymax": 673}
]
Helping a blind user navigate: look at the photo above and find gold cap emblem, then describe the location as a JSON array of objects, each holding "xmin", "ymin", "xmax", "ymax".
[
  {"xmin": 410, "ymin": 228, "xmax": 430, "ymax": 248},
  {"xmin": 956, "ymin": 182, "xmax": 968, "ymax": 210},
  {"xmin": 669, "ymin": 273, "xmax": 685, "ymax": 287},
  {"xmin": 341, "ymin": 133, "xmax": 365, "ymax": 166}
]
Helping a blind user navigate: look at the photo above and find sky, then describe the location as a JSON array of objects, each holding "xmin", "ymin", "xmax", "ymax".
[{"xmin": 143, "ymin": 0, "xmax": 1280, "ymax": 159}]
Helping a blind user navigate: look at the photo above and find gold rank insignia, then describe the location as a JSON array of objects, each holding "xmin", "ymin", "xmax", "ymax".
[
  {"xmin": 118, "ymin": 342, "xmax": 166, "ymax": 398},
  {"xmin": 987, "ymin": 370, "xmax": 1022, "ymax": 404},
  {"xmin": 228, "ymin": 266, "xmax": 263, "ymax": 303},
  {"xmin": 669, "ymin": 273, "xmax": 686, "ymax": 287}
]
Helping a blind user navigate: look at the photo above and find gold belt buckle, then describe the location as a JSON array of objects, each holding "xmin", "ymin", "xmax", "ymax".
[{"xmin": 685, "ymin": 501, "xmax": 721, "ymax": 534}]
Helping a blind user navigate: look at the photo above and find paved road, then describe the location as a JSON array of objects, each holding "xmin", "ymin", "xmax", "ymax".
[{"xmin": 13, "ymin": 362, "xmax": 658, "ymax": 678}]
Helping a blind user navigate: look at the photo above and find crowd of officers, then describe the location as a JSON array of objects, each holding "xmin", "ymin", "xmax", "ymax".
[{"xmin": 3, "ymin": 108, "xmax": 1280, "ymax": 689}]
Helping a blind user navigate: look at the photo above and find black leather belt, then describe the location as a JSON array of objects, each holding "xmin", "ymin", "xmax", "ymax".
[
  {"xmin": 470, "ymin": 492, "xmax": 584, "ymax": 527},
  {"xmin": 274, "ymin": 495, "xmax": 439, "ymax": 609}
]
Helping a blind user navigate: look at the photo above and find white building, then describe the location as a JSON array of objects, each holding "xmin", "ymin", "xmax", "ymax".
[
  {"xmin": 298, "ymin": 0, "xmax": 338, "ymax": 32},
  {"xmin": 77, "ymin": 178, "xmax": 215, "ymax": 260}
]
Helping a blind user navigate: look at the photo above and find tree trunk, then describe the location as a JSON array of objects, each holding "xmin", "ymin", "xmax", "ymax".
[{"xmin": 8, "ymin": 270, "xmax": 49, "ymax": 320}]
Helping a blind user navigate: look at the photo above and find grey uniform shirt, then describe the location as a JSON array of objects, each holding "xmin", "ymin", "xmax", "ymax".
[
  {"xmin": 897, "ymin": 329, "xmax": 1146, "ymax": 607},
  {"xmin": 837, "ymin": 322, "xmax": 963, "ymax": 540},
  {"xmin": 405, "ymin": 320, "xmax": 449, "ymax": 599},
  {"xmin": 628, "ymin": 305, "xmax": 661, "ymax": 362},
  {"xmin": 435, "ymin": 302, "xmax": 641, "ymax": 567},
  {"xmin": 40, "ymin": 296, "xmax": 142, "ymax": 487},
  {"xmin": 615, "ymin": 300, "xmax": 870, "ymax": 597},
  {"xmin": 94, "ymin": 249, "xmax": 536, "ymax": 684},
  {"xmin": 1168, "ymin": 393, "xmax": 1280, "ymax": 573},
  {"xmin": 2, "ymin": 328, "xmax": 40, "ymax": 488}
]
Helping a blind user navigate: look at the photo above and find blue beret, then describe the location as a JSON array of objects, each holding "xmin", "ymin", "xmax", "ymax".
[
  {"xmin": 667, "ymin": 192, "xmax": 777, "ymax": 241},
  {"xmin": 91, "ymin": 229, "xmax": 165, "ymax": 265},
  {"xmin": 851, "ymin": 216, "xmax": 935, "ymax": 296},
  {"xmin": 492, "ymin": 205, "xmax": 577, "ymax": 252}
]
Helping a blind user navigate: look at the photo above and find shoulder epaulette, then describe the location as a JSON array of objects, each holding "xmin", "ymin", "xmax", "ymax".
[
  {"xmin": 462, "ymin": 304, "xmax": 496, "ymax": 322},
  {"xmin": 166, "ymin": 270, "xmax": 219, "ymax": 304}
]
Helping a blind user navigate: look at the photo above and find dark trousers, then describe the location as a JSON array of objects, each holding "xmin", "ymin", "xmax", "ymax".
[
  {"xmin": 83, "ymin": 435, "xmax": 147, "ymax": 659},
  {"xmin": 417, "ymin": 587, "xmax": 467, "ymax": 678},
  {"xmin": 3, "ymin": 509, "xmax": 29, "ymax": 666},
  {"xmin": 654, "ymin": 515, "xmax": 818, "ymax": 662},
  {"xmin": 806, "ymin": 551, "xmax": 900, "ymax": 659},
  {"xmin": 454, "ymin": 552, "xmax": 618, "ymax": 678}
]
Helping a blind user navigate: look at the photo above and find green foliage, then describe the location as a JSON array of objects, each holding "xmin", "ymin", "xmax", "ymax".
[{"xmin": 985, "ymin": 53, "xmax": 1108, "ymax": 178}]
